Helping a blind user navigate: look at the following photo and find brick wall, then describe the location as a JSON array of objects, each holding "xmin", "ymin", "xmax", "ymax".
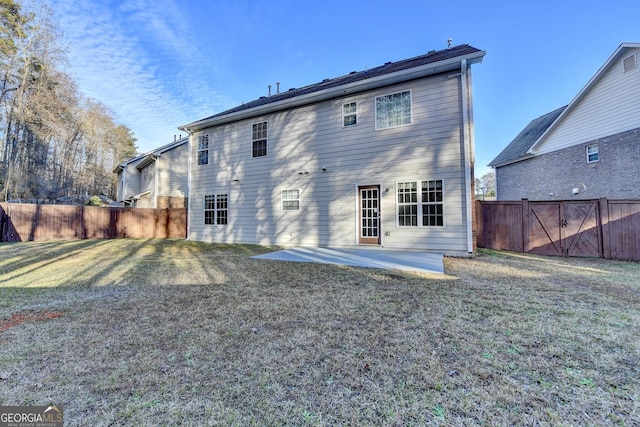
[{"xmin": 496, "ymin": 127, "xmax": 640, "ymax": 200}]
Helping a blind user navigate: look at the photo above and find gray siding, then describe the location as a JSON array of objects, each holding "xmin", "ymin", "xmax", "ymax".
[
  {"xmin": 140, "ymin": 162, "xmax": 155, "ymax": 195},
  {"xmin": 124, "ymin": 162, "xmax": 141, "ymax": 199},
  {"xmin": 496, "ymin": 127, "xmax": 640, "ymax": 200},
  {"xmin": 190, "ymin": 73, "xmax": 472, "ymax": 254},
  {"xmin": 158, "ymin": 144, "xmax": 188, "ymax": 199}
]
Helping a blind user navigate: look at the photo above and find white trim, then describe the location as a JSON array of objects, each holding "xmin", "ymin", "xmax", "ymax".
[
  {"xmin": 203, "ymin": 193, "xmax": 229, "ymax": 226},
  {"xmin": 197, "ymin": 133, "xmax": 209, "ymax": 165},
  {"xmin": 342, "ymin": 101, "xmax": 358, "ymax": 127},
  {"xmin": 153, "ymin": 157, "xmax": 159, "ymax": 208},
  {"xmin": 251, "ymin": 120, "xmax": 269, "ymax": 158},
  {"xmin": 374, "ymin": 89, "xmax": 412, "ymax": 131},
  {"xmin": 460, "ymin": 59, "xmax": 474, "ymax": 253},
  {"xmin": 355, "ymin": 184, "xmax": 383, "ymax": 246},
  {"xmin": 186, "ymin": 132, "xmax": 193, "ymax": 239},
  {"xmin": 280, "ymin": 188, "xmax": 300, "ymax": 211},
  {"xmin": 394, "ymin": 179, "xmax": 446, "ymax": 229},
  {"xmin": 586, "ymin": 143, "xmax": 599, "ymax": 163}
]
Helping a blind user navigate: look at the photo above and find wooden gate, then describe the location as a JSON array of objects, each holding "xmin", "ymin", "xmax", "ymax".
[{"xmin": 528, "ymin": 201, "xmax": 601, "ymax": 257}]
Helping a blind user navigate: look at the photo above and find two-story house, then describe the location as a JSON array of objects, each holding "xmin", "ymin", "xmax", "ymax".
[
  {"xmin": 114, "ymin": 137, "xmax": 189, "ymax": 208},
  {"xmin": 179, "ymin": 44, "xmax": 485, "ymax": 255}
]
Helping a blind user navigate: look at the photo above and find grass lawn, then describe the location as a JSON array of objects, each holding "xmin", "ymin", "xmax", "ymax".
[{"xmin": 0, "ymin": 239, "xmax": 639, "ymax": 426}]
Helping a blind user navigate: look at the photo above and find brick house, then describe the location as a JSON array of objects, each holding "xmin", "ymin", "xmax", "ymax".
[{"xmin": 490, "ymin": 43, "xmax": 640, "ymax": 201}]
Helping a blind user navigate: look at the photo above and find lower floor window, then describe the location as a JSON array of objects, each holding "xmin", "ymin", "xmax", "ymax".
[
  {"xmin": 281, "ymin": 189, "xmax": 300, "ymax": 211},
  {"xmin": 204, "ymin": 194, "xmax": 228, "ymax": 225},
  {"xmin": 397, "ymin": 180, "xmax": 444, "ymax": 227}
]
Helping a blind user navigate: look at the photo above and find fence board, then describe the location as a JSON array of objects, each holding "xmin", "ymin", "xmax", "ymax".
[
  {"xmin": 0, "ymin": 203, "xmax": 186, "ymax": 242},
  {"xmin": 475, "ymin": 201, "xmax": 524, "ymax": 252},
  {"xmin": 477, "ymin": 199, "xmax": 640, "ymax": 261},
  {"xmin": 606, "ymin": 200, "xmax": 640, "ymax": 261}
]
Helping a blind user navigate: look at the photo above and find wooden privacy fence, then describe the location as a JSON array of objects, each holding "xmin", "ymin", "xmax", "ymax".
[
  {"xmin": 0, "ymin": 203, "xmax": 187, "ymax": 242},
  {"xmin": 476, "ymin": 199, "xmax": 640, "ymax": 261}
]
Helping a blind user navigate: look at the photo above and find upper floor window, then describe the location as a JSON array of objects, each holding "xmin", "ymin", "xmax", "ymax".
[
  {"xmin": 281, "ymin": 189, "xmax": 300, "ymax": 211},
  {"xmin": 197, "ymin": 134, "xmax": 209, "ymax": 165},
  {"xmin": 586, "ymin": 144, "xmax": 599, "ymax": 163},
  {"xmin": 252, "ymin": 121, "xmax": 267, "ymax": 157},
  {"xmin": 376, "ymin": 90, "xmax": 411, "ymax": 130},
  {"xmin": 343, "ymin": 102, "xmax": 357, "ymax": 127}
]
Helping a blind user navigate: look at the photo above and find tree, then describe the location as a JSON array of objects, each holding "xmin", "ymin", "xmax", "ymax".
[
  {"xmin": 0, "ymin": 0, "xmax": 138, "ymax": 203},
  {"xmin": 476, "ymin": 171, "xmax": 496, "ymax": 199}
]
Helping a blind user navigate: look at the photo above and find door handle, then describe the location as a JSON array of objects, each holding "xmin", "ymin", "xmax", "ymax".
[{"xmin": 560, "ymin": 219, "xmax": 567, "ymax": 228}]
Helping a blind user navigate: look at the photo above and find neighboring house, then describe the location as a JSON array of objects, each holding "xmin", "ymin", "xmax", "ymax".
[
  {"xmin": 179, "ymin": 44, "xmax": 485, "ymax": 255},
  {"xmin": 490, "ymin": 42, "xmax": 640, "ymax": 200},
  {"xmin": 114, "ymin": 137, "xmax": 189, "ymax": 208}
]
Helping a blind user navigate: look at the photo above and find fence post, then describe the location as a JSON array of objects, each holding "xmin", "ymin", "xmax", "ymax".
[
  {"xmin": 599, "ymin": 198, "xmax": 611, "ymax": 260},
  {"xmin": 521, "ymin": 199, "xmax": 530, "ymax": 253}
]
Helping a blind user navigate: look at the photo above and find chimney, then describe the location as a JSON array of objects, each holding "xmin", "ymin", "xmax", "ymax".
[
  {"xmin": 174, "ymin": 135, "xmax": 176, "ymax": 142},
  {"xmin": 268, "ymin": 85, "xmax": 272, "ymax": 96},
  {"xmin": 276, "ymin": 82, "xmax": 280, "ymax": 94}
]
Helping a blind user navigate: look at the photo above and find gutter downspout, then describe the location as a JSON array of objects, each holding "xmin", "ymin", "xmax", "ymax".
[
  {"xmin": 122, "ymin": 166, "xmax": 127, "ymax": 204},
  {"xmin": 180, "ymin": 127, "xmax": 194, "ymax": 240},
  {"xmin": 460, "ymin": 59, "xmax": 475, "ymax": 254},
  {"xmin": 154, "ymin": 157, "xmax": 159, "ymax": 209}
]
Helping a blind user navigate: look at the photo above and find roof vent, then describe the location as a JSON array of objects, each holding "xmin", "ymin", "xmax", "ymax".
[
  {"xmin": 322, "ymin": 78, "xmax": 330, "ymax": 82},
  {"xmin": 349, "ymin": 71, "xmax": 356, "ymax": 75},
  {"xmin": 623, "ymin": 54, "xmax": 637, "ymax": 72},
  {"xmin": 289, "ymin": 88, "xmax": 296, "ymax": 91}
]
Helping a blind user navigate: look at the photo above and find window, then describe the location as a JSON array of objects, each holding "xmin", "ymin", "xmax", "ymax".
[
  {"xmin": 204, "ymin": 194, "xmax": 228, "ymax": 225},
  {"xmin": 586, "ymin": 144, "xmax": 599, "ymax": 163},
  {"xmin": 376, "ymin": 90, "xmax": 411, "ymax": 130},
  {"xmin": 343, "ymin": 102, "xmax": 357, "ymax": 126},
  {"xmin": 252, "ymin": 121, "xmax": 267, "ymax": 157},
  {"xmin": 197, "ymin": 134, "xmax": 209, "ymax": 165},
  {"xmin": 397, "ymin": 180, "xmax": 444, "ymax": 227},
  {"xmin": 421, "ymin": 180, "xmax": 444, "ymax": 227},
  {"xmin": 281, "ymin": 189, "xmax": 300, "ymax": 211},
  {"xmin": 397, "ymin": 181, "xmax": 418, "ymax": 226}
]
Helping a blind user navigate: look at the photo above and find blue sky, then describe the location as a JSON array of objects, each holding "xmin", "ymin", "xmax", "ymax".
[{"xmin": 48, "ymin": 0, "xmax": 640, "ymax": 177}]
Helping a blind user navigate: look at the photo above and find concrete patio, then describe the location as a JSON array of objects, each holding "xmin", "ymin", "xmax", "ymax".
[{"xmin": 252, "ymin": 247, "xmax": 444, "ymax": 274}]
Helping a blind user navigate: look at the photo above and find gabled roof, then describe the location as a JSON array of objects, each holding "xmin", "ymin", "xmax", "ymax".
[
  {"xmin": 490, "ymin": 42, "xmax": 640, "ymax": 168},
  {"xmin": 113, "ymin": 136, "xmax": 188, "ymax": 173},
  {"xmin": 489, "ymin": 106, "xmax": 566, "ymax": 167},
  {"xmin": 180, "ymin": 44, "xmax": 485, "ymax": 132}
]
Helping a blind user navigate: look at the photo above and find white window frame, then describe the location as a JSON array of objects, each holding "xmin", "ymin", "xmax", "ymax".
[
  {"xmin": 396, "ymin": 179, "xmax": 445, "ymax": 228},
  {"xmin": 252, "ymin": 121, "xmax": 268, "ymax": 158},
  {"xmin": 342, "ymin": 101, "xmax": 358, "ymax": 127},
  {"xmin": 281, "ymin": 189, "xmax": 300, "ymax": 211},
  {"xmin": 197, "ymin": 134, "xmax": 209, "ymax": 165},
  {"xmin": 375, "ymin": 90, "xmax": 412, "ymax": 130},
  {"xmin": 586, "ymin": 144, "xmax": 599, "ymax": 163},
  {"xmin": 204, "ymin": 194, "xmax": 228, "ymax": 225}
]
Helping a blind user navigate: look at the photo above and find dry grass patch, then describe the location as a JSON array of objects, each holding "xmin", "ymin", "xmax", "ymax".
[{"xmin": 0, "ymin": 240, "xmax": 639, "ymax": 426}]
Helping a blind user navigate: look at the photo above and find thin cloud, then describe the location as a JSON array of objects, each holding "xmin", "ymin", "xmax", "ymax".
[{"xmin": 48, "ymin": 0, "xmax": 231, "ymax": 151}]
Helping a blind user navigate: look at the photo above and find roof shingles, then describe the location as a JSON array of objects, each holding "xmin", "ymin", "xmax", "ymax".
[
  {"xmin": 197, "ymin": 44, "xmax": 484, "ymax": 123},
  {"xmin": 489, "ymin": 106, "xmax": 566, "ymax": 167}
]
